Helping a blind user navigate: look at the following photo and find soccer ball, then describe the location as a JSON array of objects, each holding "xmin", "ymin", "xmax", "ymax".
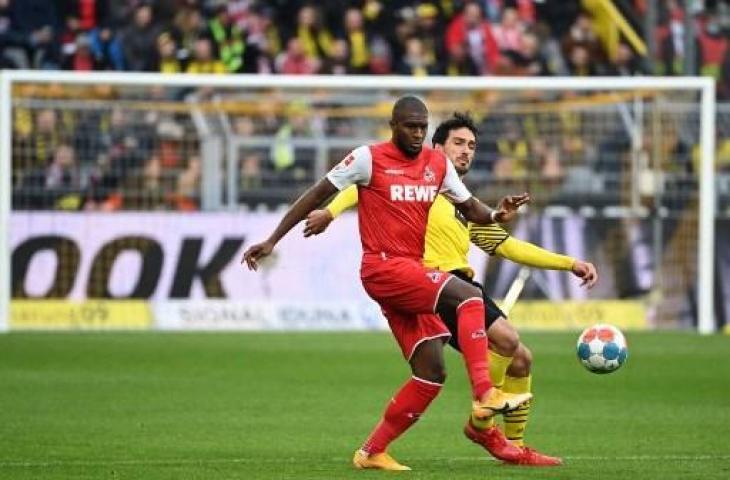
[{"xmin": 576, "ymin": 324, "xmax": 628, "ymax": 374}]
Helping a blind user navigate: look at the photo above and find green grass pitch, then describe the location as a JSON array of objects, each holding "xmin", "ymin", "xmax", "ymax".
[{"xmin": 1, "ymin": 331, "xmax": 729, "ymax": 479}]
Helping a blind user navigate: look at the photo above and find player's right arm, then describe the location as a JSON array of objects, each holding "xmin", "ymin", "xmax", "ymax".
[
  {"xmin": 303, "ymin": 185, "xmax": 359, "ymax": 236},
  {"xmin": 242, "ymin": 178, "xmax": 339, "ymax": 270},
  {"xmin": 243, "ymin": 146, "xmax": 371, "ymax": 270}
]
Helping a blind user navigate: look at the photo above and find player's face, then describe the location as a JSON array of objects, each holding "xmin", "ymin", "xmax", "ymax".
[
  {"xmin": 391, "ymin": 111, "xmax": 428, "ymax": 157},
  {"xmin": 441, "ymin": 127, "xmax": 476, "ymax": 175}
]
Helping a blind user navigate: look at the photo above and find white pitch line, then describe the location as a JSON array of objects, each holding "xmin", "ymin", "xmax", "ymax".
[{"xmin": 1, "ymin": 454, "xmax": 729, "ymax": 469}]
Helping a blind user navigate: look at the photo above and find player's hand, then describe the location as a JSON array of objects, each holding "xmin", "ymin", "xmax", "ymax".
[
  {"xmin": 242, "ymin": 240, "xmax": 274, "ymax": 271},
  {"xmin": 572, "ymin": 260, "xmax": 598, "ymax": 289},
  {"xmin": 304, "ymin": 209, "xmax": 334, "ymax": 237},
  {"xmin": 494, "ymin": 192, "xmax": 530, "ymax": 223}
]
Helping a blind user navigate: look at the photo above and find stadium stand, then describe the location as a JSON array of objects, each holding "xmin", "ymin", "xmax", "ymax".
[{"xmin": 2, "ymin": 0, "xmax": 729, "ymax": 211}]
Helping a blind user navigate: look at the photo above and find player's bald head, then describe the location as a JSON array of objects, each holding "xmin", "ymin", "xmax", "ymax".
[
  {"xmin": 391, "ymin": 95, "xmax": 428, "ymax": 122},
  {"xmin": 390, "ymin": 96, "xmax": 428, "ymax": 157}
]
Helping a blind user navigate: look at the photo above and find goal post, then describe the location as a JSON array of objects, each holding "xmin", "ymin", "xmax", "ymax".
[
  {"xmin": 0, "ymin": 71, "xmax": 717, "ymax": 333},
  {"xmin": 1, "ymin": 71, "xmax": 11, "ymax": 333}
]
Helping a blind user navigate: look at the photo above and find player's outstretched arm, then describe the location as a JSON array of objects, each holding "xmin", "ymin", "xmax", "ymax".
[
  {"xmin": 304, "ymin": 185, "xmax": 360, "ymax": 237},
  {"xmin": 492, "ymin": 237, "xmax": 598, "ymax": 288},
  {"xmin": 456, "ymin": 193, "xmax": 530, "ymax": 224},
  {"xmin": 242, "ymin": 178, "xmax": 339, "ymax": 270}
]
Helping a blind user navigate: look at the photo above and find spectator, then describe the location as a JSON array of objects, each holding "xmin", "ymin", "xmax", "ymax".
[
  {"xmin": 206, "ymin": 5, "xmax": 245, "ymax": 72},
  {"xmin": 58, "ymin": 0, "xmax": 105, "ymax": 32},
  {"xmin": 321, "ymin": 38, "xmax": 350, "ymax": 75},
  {"xmin": 173, "ymin": 156, "xmax": 201, "ymax": 211},
  {"xmin": 561, "ymin": 11, "xmax": 607, "ymax": 72},
  {"xmin": 719, "ymin": 47, "xmax": 730, "ymax": 100},
  {"xmin": 244, "ymin": 5, "xmax": 280, "ymax": 73},
  {"xmin": 157, "ymin": 32, "xmax": 181, "ymax": 73},
  {"xmin": 61, "ymin": 32, "xmax": 99, "ymax": 71},
  {"xmin": 490, "ymin": 118, "xmax": 531, "ymax": 179},
  {"xmin": 120, "ymin": 3, "xmax": 160, "ymax": 71},
  {"xmin": 8, "ymin": 0, "xmax": 59, "ymax": 68},
  {"xmin": 17, "ymin": 142, "xmax": 81, "ymax": 209},
  {"xmin": 511, "ymin": 30, "xmax": 552, "ymax": 76},
  {"xmin": 343, "ymin": 7, "xmax": 369, "ymax": 73},
  {"xmin": 46, "ymin": 143, "xmax": 80, "ymax": 189},
  {"xmin": 186, "ymin": 37, "xmax": 226, "ymax": 74},
  {"xmin": 608, "ymin": 41, "xmax": 644, "ymax": 76},
  {"xmin": 445, "ymin": 1, "xmax": 500, "ymax": 74},
  {"xmin": 171, "ymin": 6, "xmax": 205, "ymax": 65},
  {"xmin": 88, "ymin": 26, "xmax": 124, "ymax": 70},
  {"xmin": 27, "ymin": 109, "xmax": 62, "ymax": 168},
  {"xmin": 275, "ymin": 37, "xmax": 319, "ymax": 74},
  {"xmin": 492, "ymin": 7, "xmax": 525, "ymax": 57},
  {"xmin": 0, "ymin": 0, "xmax": 30, "ymax": 68},
  {"xmin": 566, "ymin": 44, "xmax": 598, "ymax": 76},
  {"xmin": 397, "ymin": 36, "xmax": 439, "ymax": 75},
  {"xmin": 59, "ymin": 14, "xmax": 82, "ymax": 64},
  {"xmin": 122, "ymin": 154, "xmax": 166, "ymax": 210},
  {"xmin": 414, "ymin": 3, "xmax": 446, "ymax": 73},
  {"xmin": 240, "ymin": 151, "xmax": 262, "ymax": 190},
  {"xmin": 293, "ymin": 4, "xmax": 333, "ymax": 62},
  {"xmin": 368, "ymin": 35, "xmax": 392, "ymax": 74},
  {"xmin": 444, "ymin": 41, "xmax": 479, "ymax": 76}
]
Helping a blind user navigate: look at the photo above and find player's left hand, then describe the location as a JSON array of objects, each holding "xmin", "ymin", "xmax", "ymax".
[
  {"xmin": 495, "ymin": 192, "xmax": 530, "ymax": 222},
  {"xmin": 572, "ymin": 260, "xmax": 598, "ymax": 289},
  {"xmin": 304, "ymin": 209, "xmax": 334, "ymax": 237},
  {"xmin": 242, "ymin": 240, "xmax": 274, "ymax": 271}
]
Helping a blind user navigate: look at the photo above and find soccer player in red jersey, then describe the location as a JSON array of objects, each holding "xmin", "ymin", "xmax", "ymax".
[
  {"xmin": 307, "ymin": 112, "xmax": 598, "ymax": 466},
  {"xmin": 243, "ymin": 96, "xmax": 532, "ymax": 471}
]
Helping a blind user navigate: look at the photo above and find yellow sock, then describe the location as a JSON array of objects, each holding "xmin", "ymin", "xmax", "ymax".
[
  {"xmin": 470, "ymin": 351, "xmax": 513, "ymax": 430},
  {"xmin": 502, "ymin": 375, "xmax": 531, "ymax": 446}
]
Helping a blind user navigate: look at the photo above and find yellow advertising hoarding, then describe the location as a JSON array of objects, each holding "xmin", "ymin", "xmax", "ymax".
[
  {"xmin": 505, "ymin": 300, "xmax": 647, "ymax": 330},
  {"xmin": 11, "ymin": 300, "xmax": 152, "ymax": 330}
]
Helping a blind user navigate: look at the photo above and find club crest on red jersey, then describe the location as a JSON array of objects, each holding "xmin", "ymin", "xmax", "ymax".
[
  {"xmin": 423, "ymin": 166, "xmax": 435, "ymax": 183},
  {"xmin": 427, "ymin": 271, "xmax": 442, "ymax": 283}
]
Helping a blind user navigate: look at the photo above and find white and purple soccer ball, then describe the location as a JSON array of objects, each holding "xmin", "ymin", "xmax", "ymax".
[{"xmin": 576, "ymin": 324, "xmax": 628, "ymax": 374}]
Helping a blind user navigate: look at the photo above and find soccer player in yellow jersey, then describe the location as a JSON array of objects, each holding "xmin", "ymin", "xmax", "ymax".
[{"xmin": 305, "ymin": 112, "xmax": 598, "ymax": 467}]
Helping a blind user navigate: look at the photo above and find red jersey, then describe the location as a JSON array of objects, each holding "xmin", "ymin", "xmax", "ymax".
[{"xmin": 327, "ymin": 141, "xmax": 471, "ymax": 260}]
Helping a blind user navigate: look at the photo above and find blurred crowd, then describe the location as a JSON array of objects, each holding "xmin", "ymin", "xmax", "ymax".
[
  {"xmin": 0, "ymin": 0, "xmax": 728, "ymax": 88},
  {"xmin": 12, "ymin": 102, "xmax": 201, "ymax": 211},
  {"xmin": 5, "ymin": 0, "xmax": 730, "ymax": 212}
]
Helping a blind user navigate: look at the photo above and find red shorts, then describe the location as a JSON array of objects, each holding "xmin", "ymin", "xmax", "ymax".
[
  {"xmin": 360, "ymin": 256, "xmax": 453, "ymax": 314},
  {"xmin": 361, "ymin": 255, "xmax": 454, "ymax": 360},
  {"xmin": 384, "ymin": 309, "xmax": 451, "ymax": 360}
]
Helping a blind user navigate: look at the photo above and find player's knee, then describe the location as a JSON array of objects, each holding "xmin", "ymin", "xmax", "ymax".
[
  {"xmin": 462, "ymin": 284, "xmax": 483, "ymax": 303},
  {"xmin": 416, "ymin": 363, "xmax": 447, "ymax": 384},
  {"xmin": 489, "ymin": 319, "xmax": 520, "ymax": 356},
  {"xmin": 439, "ymin": 278, "xmax": 483, "ymax": 311},
  {"xmin": 507, "ymin": 344, "xmax": 533, "ymax": 377}
]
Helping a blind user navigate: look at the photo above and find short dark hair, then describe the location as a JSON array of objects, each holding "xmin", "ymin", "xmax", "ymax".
[{"xmin": 431, "ymin": 112, "xmax": 479, "ymax": 146}]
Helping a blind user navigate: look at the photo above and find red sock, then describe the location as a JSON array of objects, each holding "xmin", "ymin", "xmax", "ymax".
[
  {"xmin": 457, "ymin": 298, "xmax": 492, "ymax": 399},
  {"xmin": 361, "ymin": 376, "xmax": 442, "ymax": 455}
]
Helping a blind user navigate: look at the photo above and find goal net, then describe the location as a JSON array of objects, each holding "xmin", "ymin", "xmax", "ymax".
[{"xmin": 0, "ymin": 72, "xmax": 717, "ymax": 333}]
